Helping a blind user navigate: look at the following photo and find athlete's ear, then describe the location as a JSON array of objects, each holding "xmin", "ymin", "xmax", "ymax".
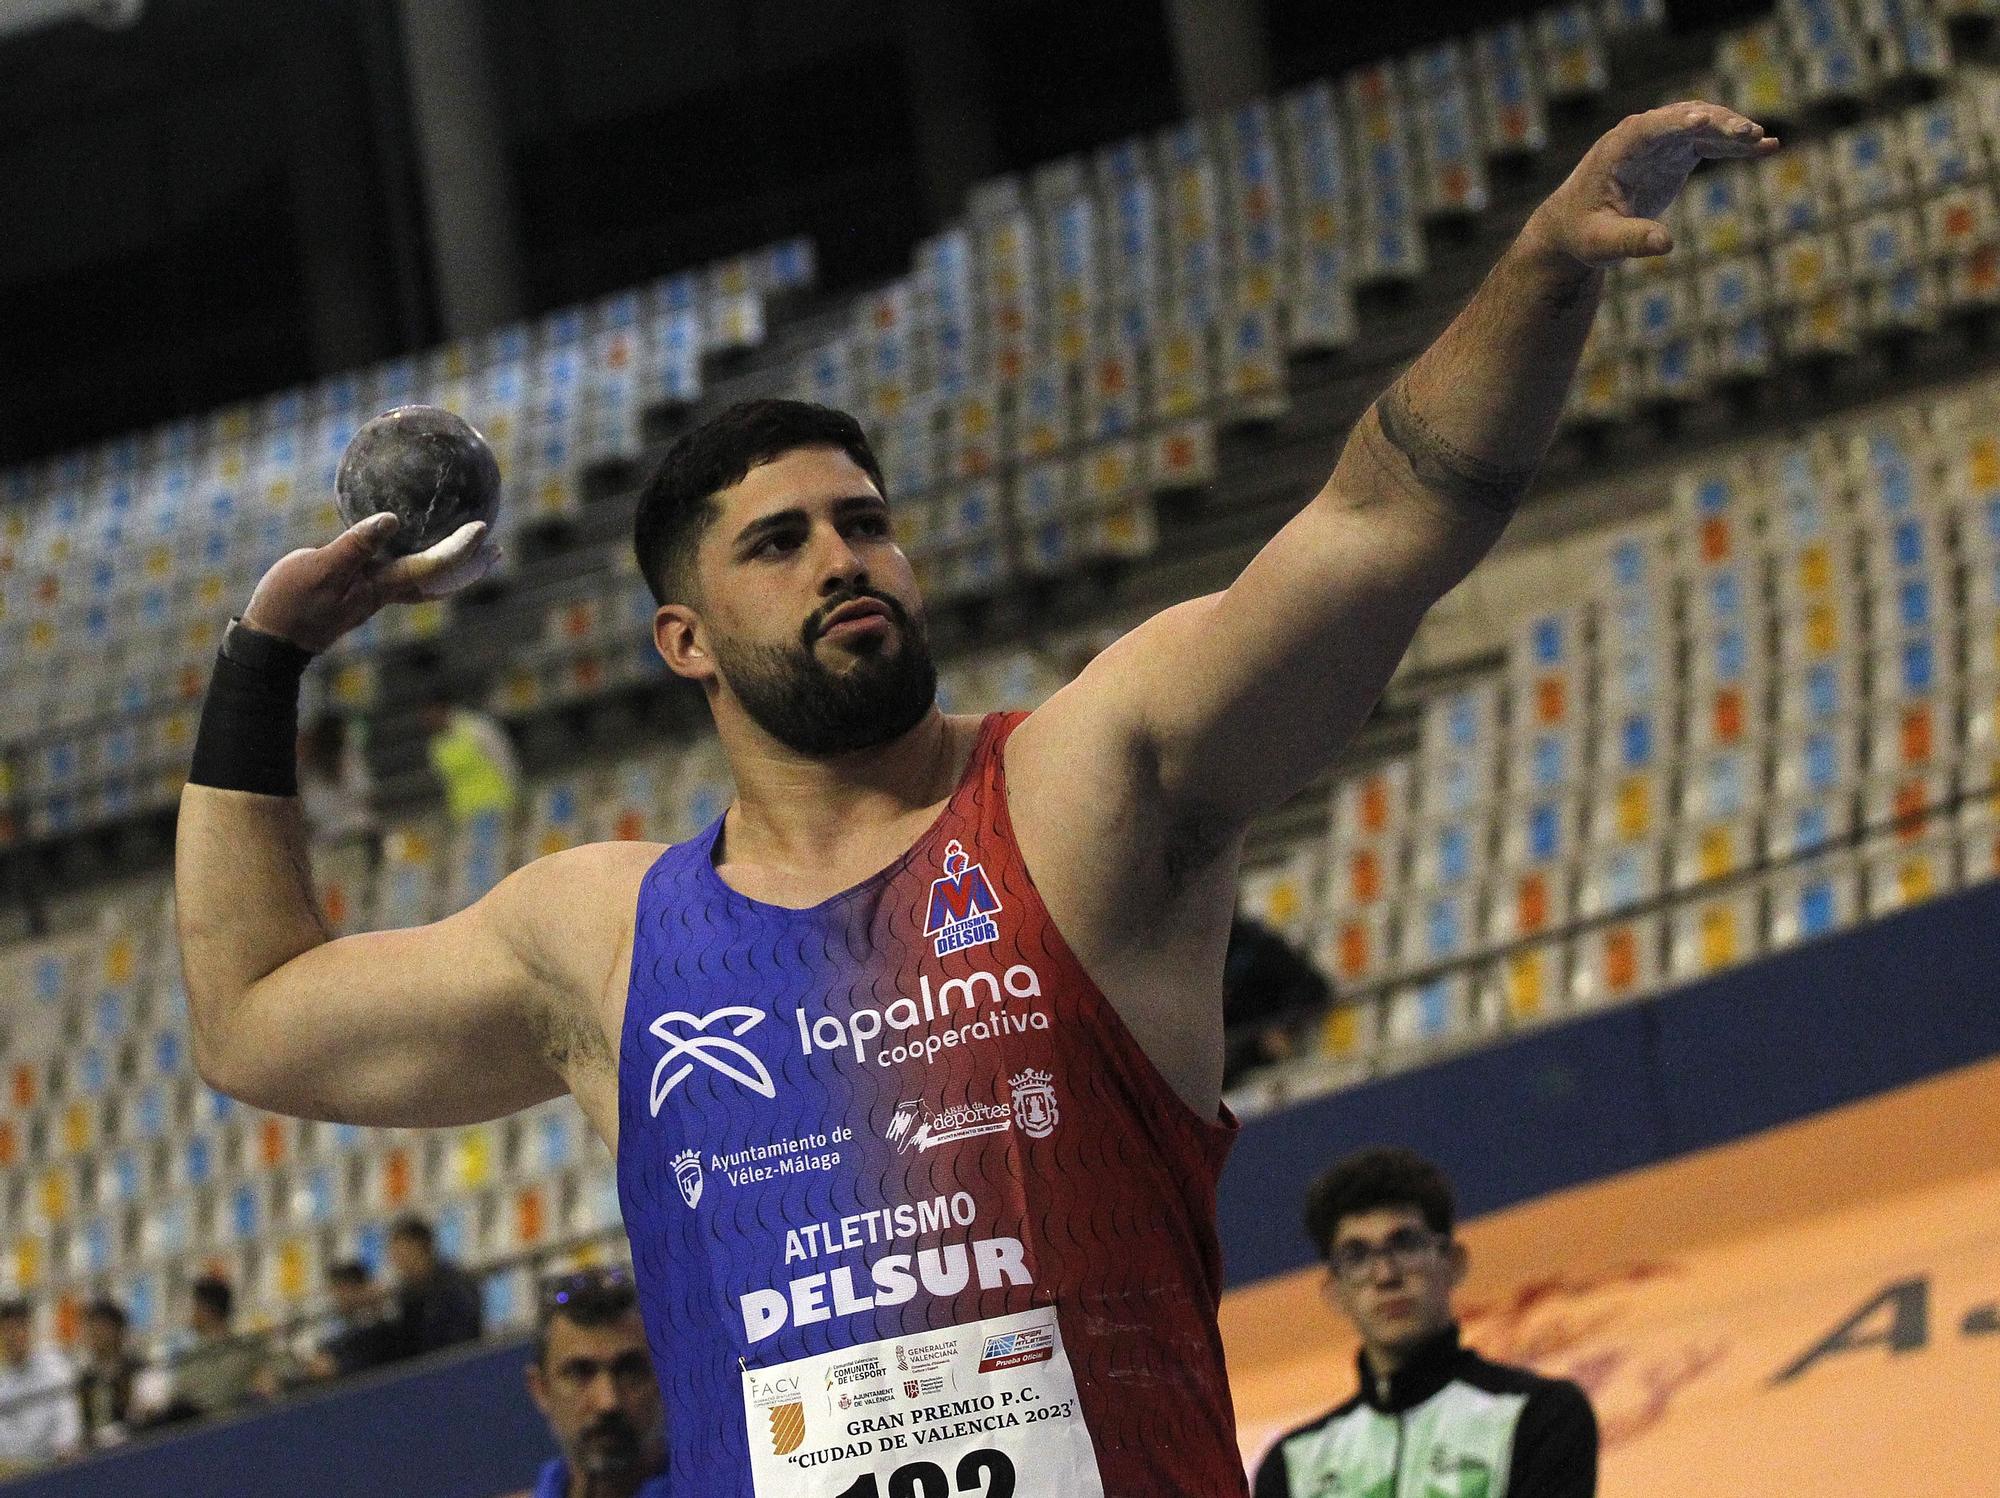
[
  {"xmin": 1445, "ymin": 1238, "xmax": 1469, "ymax": 1290},
  {"xmin": 655, "ymin": 603, "xmax": 714, "ymax": 684},
  {"xmin": 525, "ymin": 1359, "xmax": 551, "ymax": 1418}
]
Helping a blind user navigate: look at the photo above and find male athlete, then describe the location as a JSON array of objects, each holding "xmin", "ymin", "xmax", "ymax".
[{"xmin": 177, "ymin": 105, "xmax": 1774, "ymax": 1496}]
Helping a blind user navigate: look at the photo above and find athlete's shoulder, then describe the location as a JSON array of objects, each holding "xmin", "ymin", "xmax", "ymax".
[
  {"xmin": 474, "ymin": 840, "xmax": 670, "ymax": 1025},
  {"xmin": 483, "ymin": 840, "xmax": 667, "ymax": 952},
  {"xmin": 513, "ymin": 838, "xmax": 671, "ymax": 890},
  {"xmin": 1003, "ymin": 676, "xmax": 1148, "ymax": 804}
]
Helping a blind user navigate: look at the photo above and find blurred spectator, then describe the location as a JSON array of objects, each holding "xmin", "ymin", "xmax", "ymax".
[
  {"xmin": 387, "ymin": 1217, "xmax": 484, "ymax": 1359},
  {"xmin": 73, "ymin": 1299, "xmax": 140, "ymax": 1450},
  {"xmin": 421, "ymin": 694, "xmax": 520, "ymax": 826},
  {"xmin": 1254, "ymin": 1148, "xmax": 1598, "ymax": 1498},
  {"xmin": 511, "ymin": 1269, "xmax": 667, "ymax": 1498},
  {"xmin": 0, "ymin": 1298, "xmax": 80, "ymax": 1473},
  {"xmin": 251, "ymin": 1260, "xmax": 401, "ymax": 1400},
  {"xmin": 1221, "ymin": 912, "xmax": 1331, "ymax": 1090},
  {"xmin": 307, "ymin": 1261, "xmax": 399, "ymax": 1381},
  {"xmin": 297, "ymin": 712, "xmax": 376, "ymax": 842},
  {"xmin": 140, "ymin": 1277, "xmax": 264, "ymax": 1428}
]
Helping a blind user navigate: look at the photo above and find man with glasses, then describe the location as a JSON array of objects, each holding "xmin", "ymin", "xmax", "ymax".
[
  {"xmin": 512, "ymin": 1269, "xmax": 668, "ymax": 1498},
  {"xmin": 1253, "ymin": 1148, "xmax": 1597, "ymax": 1498}
]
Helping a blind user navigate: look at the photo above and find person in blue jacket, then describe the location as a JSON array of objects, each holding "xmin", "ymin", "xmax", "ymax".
[{"xmin": 522, "ymin": 1269, "xmax": 668, "ymax": 1498}]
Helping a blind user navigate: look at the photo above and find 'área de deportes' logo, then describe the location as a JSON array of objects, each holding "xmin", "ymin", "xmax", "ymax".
[
  {"xmin": 648, "ymin": 1005, "xmax": 776, "ymax": 1115},
  {"xmin": 924, "ymin": 839, "xmax": 1002, "ymax": 957},
  {"xmin": 885, "ymin": 1094, "xmax": 1014, "ymax": 1154}
]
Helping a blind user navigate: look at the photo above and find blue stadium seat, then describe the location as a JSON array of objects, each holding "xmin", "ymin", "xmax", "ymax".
[
  {"xmin": 1278, "ymin": 81, "xmax": 1357, "ymax": 354},
  {"xmin": 1404, "ymin": 43, "xmax": 1491, "ymax": 219},
  {"xmin": 1159, "ymin": 119, "xmax": 1227, "ymax": 334},
  {"xmin": 1042, "ymin": 190, "xmax": 1101, "ymax": 365},
  {"xmin": 1345, "ymin": 64, "xmax": 1428, "ymax": 284},
  {"xmin": 1788, "ymin": 0, "xmax": 1873, "ymax": 107},
  {"xmin": 1094, "ymin": 140, "xmax": 1167, "ymax": 349},
  {"xmin": 1384, "ymin": 973, "xmax": 1475, "ymax": 1052},
  {"xmin": 1535, "ymin": 3, "xmax": 1610, "ymax": 99},
  {"xmin": 1471, "ymin": 21, "xmax": 1549, "ymax": 156}
]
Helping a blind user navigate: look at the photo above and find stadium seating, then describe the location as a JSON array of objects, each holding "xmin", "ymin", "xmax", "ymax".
[
  {"xmin": 1237, "ymin": 359, "xmax": 2000, "ymax": 1111},
  {"xmin": 0, "ymin": 240, "xmax": 816, "ymax": 848},
  {"xmin": 0, "ymin": 0, "xmax": 1691, "ymax": 850},
  {"xmin": 1576, "ymin": 3, "xmax": 2000, "ymax": 418},
  {"xmin": 497, "ymin": 3, "xmax": 1637, "ymax": 693},
  {"xmin": 772, "ymin": 3, "xmax": 1639, "ymax": 616},
  {"xmin": 12, "ymin": 0, "xmax": 2000, "ymax": 1433}
]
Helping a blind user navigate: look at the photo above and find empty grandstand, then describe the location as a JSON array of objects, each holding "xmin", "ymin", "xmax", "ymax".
[{"xmin": 2, "ymin": 2, "xmax": 1997, "ymax": 1495}]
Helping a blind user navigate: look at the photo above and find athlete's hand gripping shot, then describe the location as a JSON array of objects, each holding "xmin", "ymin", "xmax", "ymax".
[{"xmin": 176, "ymin": 104, "xmax": 1775, "ymax": 1497}]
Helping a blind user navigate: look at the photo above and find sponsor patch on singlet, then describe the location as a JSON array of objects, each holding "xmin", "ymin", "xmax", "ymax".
[{"xmin": 741, "ymin": 1306, "xmax": 1104, "ymax": 1497}]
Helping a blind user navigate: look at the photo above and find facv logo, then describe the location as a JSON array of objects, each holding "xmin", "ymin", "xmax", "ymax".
[{"xmin": 648, "ymin": 1006, "xmax": 776, "ymax": 1115}]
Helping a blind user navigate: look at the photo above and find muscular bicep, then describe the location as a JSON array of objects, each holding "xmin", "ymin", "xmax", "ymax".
[
  {"xmin": 196, "ymin": 859, "xmax": 581, "ymax": 1127},
  {"xmin": 1088, "ymin": 414, "xmax": 1508, "ymax": 827}
]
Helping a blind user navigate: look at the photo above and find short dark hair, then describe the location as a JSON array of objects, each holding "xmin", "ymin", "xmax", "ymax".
[
  {"xmin": 191, "ymin": 1276, "xmax": 233, "ymax": 1321},
  {"xmin": 632, "ymin": 398, "xmax": 886, "ymax": 606},
  {"xmin": 1304, "ymin": 1146, "xmax": 1457, "ymax": 1258},
  {"xmin": 0, "ymin": 1298, "xmax": 28, "ymax": 1322},
  {"xmin": 84, "ymin": 1299, "xmax": 128, "ymax": 1331},
  {"xmin": 535, "ymin": 1269, "xmax": 641, "ymax": 1366},
  {"xmin": 328, "ymin": 1261, "xmax": 372, "ymax": 1288},
  {"xmin": 389, "ymin": 1216, "xmax": 435, "ymax": 1251}
]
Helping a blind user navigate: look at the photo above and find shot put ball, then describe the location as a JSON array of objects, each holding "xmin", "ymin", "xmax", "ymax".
[{"xmin": 335, "ymin": 405, "xmax": 502, "ymax": 556}]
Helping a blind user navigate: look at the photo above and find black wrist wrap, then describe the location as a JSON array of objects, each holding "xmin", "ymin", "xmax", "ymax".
[{"xmin": 188, "ymin": 620, "xmax": 316, "ymax": 796}]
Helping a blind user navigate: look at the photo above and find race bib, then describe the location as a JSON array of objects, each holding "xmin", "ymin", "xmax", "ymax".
[{"xmin": 741, "ymin": 1307, "xmax": 1105, "ymax": 1497}]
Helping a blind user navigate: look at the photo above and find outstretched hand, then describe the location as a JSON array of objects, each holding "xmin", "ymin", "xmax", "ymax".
[
  {"xmin": 1522, "ymin": 101, "xmax": 1780, "ymax": 268},
  {"xmin": 242, "ymin": 512, "xmax": 500, "ymax": 653}
]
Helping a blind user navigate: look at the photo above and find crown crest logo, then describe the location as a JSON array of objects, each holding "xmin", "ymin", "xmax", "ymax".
[
  {"xmin": 671, "ymin": 1148, "xmax": 704, "ymax": 1209},
  {"xmin": 1008, "ymin": 1067, "xmax": 1060, "ymax": 1139}
]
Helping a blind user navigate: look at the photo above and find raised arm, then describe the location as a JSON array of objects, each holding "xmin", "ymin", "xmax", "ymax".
[
  {"xmin": 174, "ymin": 511, "xmax": 592, "ymax": 1127},
  {"xmin": 1048, "ymin": 103, "xmax": 1776, "ymax": 836}
]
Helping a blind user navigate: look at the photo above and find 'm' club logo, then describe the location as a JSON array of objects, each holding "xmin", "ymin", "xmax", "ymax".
[{"xmin": 923, "ymin": 840, "xmax": 1003, "ymax": 957}]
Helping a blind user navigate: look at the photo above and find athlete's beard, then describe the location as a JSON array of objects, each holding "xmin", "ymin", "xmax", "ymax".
[{"xmin": 711, "ymin": 589, "xmax": 937, "ymax": 757}]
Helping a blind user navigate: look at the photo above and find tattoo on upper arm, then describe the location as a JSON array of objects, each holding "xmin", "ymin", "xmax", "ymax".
[{"xmin": 1370, "ymin": 380, "xmax": 1537, "ymax": 515}]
